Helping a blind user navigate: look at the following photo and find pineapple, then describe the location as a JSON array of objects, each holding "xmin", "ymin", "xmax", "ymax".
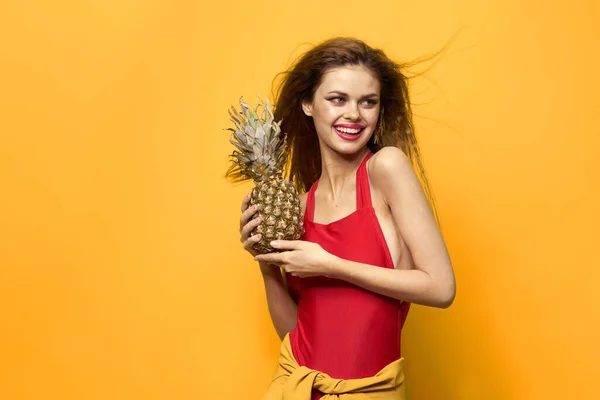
[{"xmin": 225, "ymin": 96, "xmax": 304, "ymax": 254}]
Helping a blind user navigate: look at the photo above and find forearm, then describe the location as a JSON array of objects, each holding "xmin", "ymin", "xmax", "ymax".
[
  {"xmin": 329, "ymin": 257, "xmax": 455, "ymax": 308},
  {"xmin": 259, "ymin": 262, "xmax": 298, "ymax": 340}
]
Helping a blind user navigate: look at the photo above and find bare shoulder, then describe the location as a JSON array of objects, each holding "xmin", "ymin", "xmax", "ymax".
[
  {"xmin": 368, "ymin": 146, "xmax": 414, "ymax": 188},
  {"xmin": 298, "ymin": 191, "xmax": 308, "ymax": 215}
]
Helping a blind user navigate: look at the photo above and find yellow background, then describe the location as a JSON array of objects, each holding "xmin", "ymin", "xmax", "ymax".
[{"xmin": 1, "ymin": 1, "xmax": 598, "ymax": 399}]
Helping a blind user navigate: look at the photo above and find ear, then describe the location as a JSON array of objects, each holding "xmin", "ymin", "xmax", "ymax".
[{"xmin": 301, "ymin": 100, "xmax": 313, "ymax": 117}]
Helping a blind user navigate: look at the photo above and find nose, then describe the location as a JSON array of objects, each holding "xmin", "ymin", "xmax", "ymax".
[{"xmin": 343, "ymin": 102, "xmax": 360, "ymax": 120}]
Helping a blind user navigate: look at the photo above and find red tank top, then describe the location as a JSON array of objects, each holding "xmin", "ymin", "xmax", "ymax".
[{"xmin": 287, "ymin": 152, "xmax": 410, "ymax": 397}]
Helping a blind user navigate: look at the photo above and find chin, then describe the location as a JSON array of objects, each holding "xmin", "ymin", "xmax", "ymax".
[{"xmin": 329, "ymin": 139, "xmax": 372, "ymax": 156}]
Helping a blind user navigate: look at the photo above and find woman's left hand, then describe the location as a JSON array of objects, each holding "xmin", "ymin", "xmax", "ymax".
[{"xmin": 254, "ymin": 240, "xmax": 337, "ymax": 278}]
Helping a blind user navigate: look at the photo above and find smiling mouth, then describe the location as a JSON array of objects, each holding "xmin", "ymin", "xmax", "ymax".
[{"xmin": 334, "ymin": 126, "xmax": 365, "ymax": 141}]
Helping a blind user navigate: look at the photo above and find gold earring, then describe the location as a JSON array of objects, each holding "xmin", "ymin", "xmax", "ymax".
[{"xmin": 374, "ymin": 108, "xmax": 385, "ymax": 144}]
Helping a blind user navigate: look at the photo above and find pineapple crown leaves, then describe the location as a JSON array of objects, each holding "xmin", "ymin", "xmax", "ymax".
[{"xmin": 225, "ymin": 95, "xmax": 289, "ymax": 183}]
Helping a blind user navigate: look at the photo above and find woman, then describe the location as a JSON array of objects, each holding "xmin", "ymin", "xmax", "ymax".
[{"xmin": 238, "ymin": 37, "xmax": 456, "ymax": 399}]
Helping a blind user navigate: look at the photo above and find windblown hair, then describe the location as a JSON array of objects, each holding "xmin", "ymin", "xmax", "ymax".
[{"xmin": 271, "ymin": 37, "xmax": 439, "ymax": 221}]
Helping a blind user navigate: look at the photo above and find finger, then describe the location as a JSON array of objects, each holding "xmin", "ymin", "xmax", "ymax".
[
  {"xmin": 239, "ymin": 204, "xmax": 259, "ymax": 231},
  {"xmin": 243, "ymin": 234, "xmax": 262, "ymax": 253},
  {"xmin": 271, "ymin": 240, "xmax": 304, "ymax": 250},
  {"xmin": 254, "ymin": 253, "xmax": 283, "ymax": 264},
  {"xmin": 240, "ymin": 216, "xmax": 262, "ymax": 241},
  {"xmin": 241, "ymin": 193, "xmax": 251, "ymax": 212}
]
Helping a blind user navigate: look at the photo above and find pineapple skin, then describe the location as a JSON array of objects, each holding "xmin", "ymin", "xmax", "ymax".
[{"xmin": 250, "ymin": 177, "xmax": 304, "ymax": 254}]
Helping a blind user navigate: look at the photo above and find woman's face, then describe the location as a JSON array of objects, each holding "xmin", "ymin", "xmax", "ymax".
[{"xmin": 302, "ymin": 64, "xmax": 381, "ymax": 156}]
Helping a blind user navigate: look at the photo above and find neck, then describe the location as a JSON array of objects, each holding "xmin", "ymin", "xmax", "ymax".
[{"xmin": 317, "ymin": 146, "xmax": 371, "ymax": 202}]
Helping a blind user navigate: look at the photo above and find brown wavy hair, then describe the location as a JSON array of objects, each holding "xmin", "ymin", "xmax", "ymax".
[{"xmin": 271, "ymin": 37, "xmax": 439, "ymax": 221}]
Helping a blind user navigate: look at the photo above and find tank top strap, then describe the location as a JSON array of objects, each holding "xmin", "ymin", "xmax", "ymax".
[
  {"xmin": 304, "ymin": 179, "xmax": 319, "ymax": 222},
  {"xmin": 356, "ymin": 152, "xmax": 375, "ymax": 209}
]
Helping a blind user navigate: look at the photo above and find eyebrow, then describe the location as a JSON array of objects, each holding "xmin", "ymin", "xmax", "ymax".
[{"xmin": 326, "ymin": 90, "xmax": 379, "ymax": 98}]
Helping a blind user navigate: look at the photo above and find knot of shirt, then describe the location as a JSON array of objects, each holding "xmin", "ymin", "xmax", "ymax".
[{"xmin": 264, "ymin": 334, "xmax": 405, "ymax": 400}]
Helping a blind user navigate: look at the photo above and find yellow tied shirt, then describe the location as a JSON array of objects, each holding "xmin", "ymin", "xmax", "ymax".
[{"xmin": 262, "ymin": 334, "xmax": 406, "ymax": 400}]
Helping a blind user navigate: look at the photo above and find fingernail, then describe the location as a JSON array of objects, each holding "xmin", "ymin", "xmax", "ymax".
[{"xmin": 271, "ymin": 241, "xmax": 279, "ymax": 247}]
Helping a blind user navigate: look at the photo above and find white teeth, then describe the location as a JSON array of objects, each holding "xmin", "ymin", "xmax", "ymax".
[{"xmin": 335, "ymin": 127, "xmax": 362, "ymax": 134}]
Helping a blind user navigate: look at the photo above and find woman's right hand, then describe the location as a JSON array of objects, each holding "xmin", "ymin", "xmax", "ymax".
[{"xmin": 239, "ymin": 193, "xmax": 263, "ymax": 257}]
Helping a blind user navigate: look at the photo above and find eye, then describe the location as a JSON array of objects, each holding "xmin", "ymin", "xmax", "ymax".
[
  {"xmin": 327, "ymin": 97, "xmax": 345, "ymax": 104},
  {"xmin": 361, "ymin": 99, "xmax": 378, "ymax": 107}
]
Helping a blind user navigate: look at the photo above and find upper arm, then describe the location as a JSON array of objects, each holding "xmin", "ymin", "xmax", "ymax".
[{"xmin": 369, "ymin": 147, "xmax": 454, "ymax": 283}]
